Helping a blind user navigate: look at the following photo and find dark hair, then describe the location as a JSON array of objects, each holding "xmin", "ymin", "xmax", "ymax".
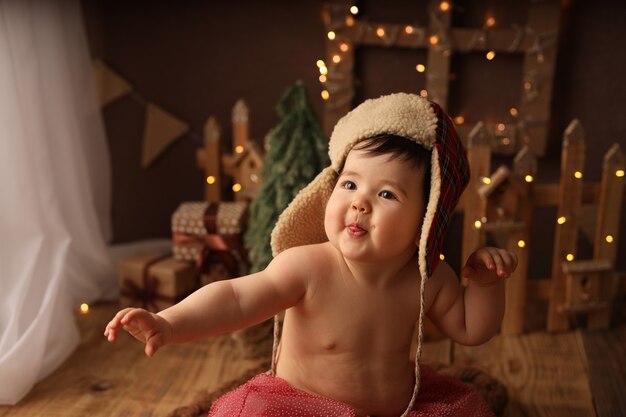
[{"xmin": 352, "ymin": 134, "xmax": 431, "ymax": 204}]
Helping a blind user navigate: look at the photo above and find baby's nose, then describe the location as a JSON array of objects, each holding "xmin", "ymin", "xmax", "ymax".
[{"xmin": 351, "ymin": 198, "xmax": 371, "ymax": 214}]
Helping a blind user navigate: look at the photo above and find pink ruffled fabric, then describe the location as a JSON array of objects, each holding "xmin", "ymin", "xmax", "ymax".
[{"xmin": 208, "ymin": 364, "xmax": 494, "ymax": 417}]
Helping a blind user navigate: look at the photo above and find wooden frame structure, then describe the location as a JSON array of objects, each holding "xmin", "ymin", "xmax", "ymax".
[
  {"xmin": 321, "ymin": 0, "xmax": 560, "ymax": 156},
  {"xmin": 461, "ymin": 119, "xmax": 625, "ymax": 334}
]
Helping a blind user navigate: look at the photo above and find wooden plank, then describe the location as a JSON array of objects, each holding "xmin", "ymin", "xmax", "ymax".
[
  {"xmin": 230, "ymin": 100, "xmax": 252, "ymax": 202},
  {"xmin": 519, "ymin": 0, "xmax": 560, "ymax": 157},
  {"xmin": 548, "ymin": 120, "xmax": 586, "ymax": 331},
  {"xmin": 620, "ymin": 272, "xmax": 626, "ymax": 296},
  {"xmin": 346, "ymin": 26, "xmax": 539, "ymax": 52},
  {"xmin": 231, "ymin": 100, "xmax": 249, "ymax": 150},
  {"xmin": 461, "ymin": 123, "xmax": 491, "ymax": 282},
  {"xmin": 594, "ymin": 143, "xmax": 626, "ymax": 265},
  {"xmin": 513, "ymin": 146, "xmax": 538, "ymax": 183},
  {"xmin": 589, "ymin": 144, "xmax": 625, "ymax": 328},
  {"xmin": 528, "ymin": 278, "xmax": 552, "ymax": 300},
  {"xmin": 533, "ymin": 183, "xmax": 601, "ymax": 207},
  {"xmin": 199, "ymin": 117, "xmax": 222, "ymax": 203},
  {"xmin": 451, "ymin": 28, "xmax": 537, "ymax": 53},
  {"xmin": 0, "ymin": 303, "xmax": 266, "ymax": 417},
  {"xmin": 501, "ymin": 150, "xmax": 536, "ymax": 335},
  {"xmin": 348, "ymin": 22, "xmax": 424, "ymax": 48},
  {"xmin": 579, "ymin": 325, "xmax": 626, "ymax": 417},
  {"xmin": 502, "ymin": 227, "xmax": 528, "ymax": 335},
  {"xmin": 454, "ymin": 331, "xmax": 596, "ymax": 417},
  {"xmin": 425, "ymin": 1, "xmax": 451, "ymax": 109},
  {"xmin": 322, "ymin": 1, "xmax": 355, "ymax": 135},
  {"xmin": 518, "ymin": 276, "xmax": 626, "ymax": 302}
]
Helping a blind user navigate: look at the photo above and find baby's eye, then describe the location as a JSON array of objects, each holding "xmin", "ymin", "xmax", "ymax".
[
  {"xmin": 379, "ymin": 190, "xmax": 396, "ymax": 200},
  {"xmin": 342, "ymin": 181, "xmax": 356, "ymax": 190}
]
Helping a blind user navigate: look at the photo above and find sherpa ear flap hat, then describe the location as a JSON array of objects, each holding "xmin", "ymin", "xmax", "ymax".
[{"xmin": 270, "ymin": 92, "xmax": 470, "ymax": 415}]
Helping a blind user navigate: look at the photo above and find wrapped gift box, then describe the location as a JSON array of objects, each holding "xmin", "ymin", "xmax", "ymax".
[
  {"xmin": 199, "ymin": 250, "xmax": 241, "ymax": 286},
  {"xmin": 171, "ymin": 201, "xmax": 248, "ymax": 281},
  {"xmin": 119, "ymin": 253, "xmax": 196, "ymax": 312}
]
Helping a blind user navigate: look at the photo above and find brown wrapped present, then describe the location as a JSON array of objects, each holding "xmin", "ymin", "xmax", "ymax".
[
  {"xmin": 199, "ymin": 250, "xmax": 242, "ymax": 286},
  {"xmin": 119, "ymin": 253, "xmax": 197, "ymax": 312},
  {"xmin": 171, "ymin": 201, "xmax": 248, "ymax": 281}
]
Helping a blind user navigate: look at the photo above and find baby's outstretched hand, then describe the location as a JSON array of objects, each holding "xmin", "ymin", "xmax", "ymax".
[
  {"xmin": 461, "ymin": 247, "xmax": 518, "ymax": 286},
  {"xmin": 104, "ymin": 308, "xmax": 172, "ymax": 357}
]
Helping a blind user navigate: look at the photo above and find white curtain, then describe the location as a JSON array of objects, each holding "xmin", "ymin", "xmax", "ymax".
[{"xmin": 0, "ymin": 0, "xmax": 117, "ymax": 404}]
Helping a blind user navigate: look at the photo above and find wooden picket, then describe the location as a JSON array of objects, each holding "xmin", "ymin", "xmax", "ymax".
[
  {"xmin": 501, "ymin": 148, "xmax": 535, "ymax": 335},
  {"xmin": 547, "ymin": 120, "xmax": 586, "ymax": 331},
  {"xmin": 460, "ymin": 122, "xmax": 491, "ymax": 283},
  {"xmin": 588, "ymin": 144, "xmax": 625, "ymax": 328}
]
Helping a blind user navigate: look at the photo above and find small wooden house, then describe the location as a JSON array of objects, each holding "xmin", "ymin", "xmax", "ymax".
[{"xmin": 197, "ymin": 99, "xmax": 264, "ymax": 203}]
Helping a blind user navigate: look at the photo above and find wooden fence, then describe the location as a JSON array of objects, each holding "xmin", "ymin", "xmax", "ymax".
[{"xmin": 459, "ymin": 119, "xmax": 625, "ymax": 335}]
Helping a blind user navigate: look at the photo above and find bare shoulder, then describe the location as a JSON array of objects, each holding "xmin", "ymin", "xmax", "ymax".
[
  {"xmin": 265, "ymin": 242, "xmax": 336, "ymax": 286},
  {"xmin": 269, "ymin": 242, "xmax": 334, "ymax": 271}
]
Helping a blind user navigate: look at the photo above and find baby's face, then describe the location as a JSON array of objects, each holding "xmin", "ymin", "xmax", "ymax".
[{"xmin": 324, "ymin": 148, "xmax": 426, "ymax": 264}]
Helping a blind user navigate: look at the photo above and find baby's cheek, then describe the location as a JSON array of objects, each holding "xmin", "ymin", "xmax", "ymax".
[
  {"xmin": 324, "ymin": 196, "xmax": 347, "ymax": 235},
  {"xmin": 323, "ymin": 201, "xmax": 337, "ymax": 236}
]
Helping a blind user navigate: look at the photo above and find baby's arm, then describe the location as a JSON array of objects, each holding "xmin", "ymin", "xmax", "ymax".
[
  {"xmin": 426, "ymin": 247, "xmax": 517, "ymax": 346},
  {"xmin": 104, "ymin": 246, "xmax": 310, "ymax": 356}
]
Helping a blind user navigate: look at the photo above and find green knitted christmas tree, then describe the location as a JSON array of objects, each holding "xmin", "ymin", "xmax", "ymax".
[{"xmin": 244, "ymin": 81, "xmax": 329, "ymax": 272}]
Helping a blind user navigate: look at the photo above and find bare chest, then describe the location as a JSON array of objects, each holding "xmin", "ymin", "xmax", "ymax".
[{"xmin": 291, "ymin": 275, "xmax": 421, "ymax": 353}]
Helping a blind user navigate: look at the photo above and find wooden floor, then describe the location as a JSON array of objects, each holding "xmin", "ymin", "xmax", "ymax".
[{"xmin": 0, "ymin": 302, "xmax": 624, "ymax": 417}]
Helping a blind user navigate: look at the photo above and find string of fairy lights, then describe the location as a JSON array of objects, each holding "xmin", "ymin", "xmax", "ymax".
[
  {"xmin": 471, "ymin": 161, "xmax": 624, "ymax": 261},
  {"xmin": 314, "ymin": 2, "xmax": 623, "ymax": 265},
  {"xmin": 316, "ymin": 1, "xmax": 558, "ymax": 150},
  {"xmin": 553, "ymin": 167, "xmax": 624, "ymax": 261}
]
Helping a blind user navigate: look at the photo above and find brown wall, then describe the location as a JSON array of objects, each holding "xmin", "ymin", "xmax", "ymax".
[{"xmin": 82, "ymin": 0, "xmax": 626, "ymax": 274}]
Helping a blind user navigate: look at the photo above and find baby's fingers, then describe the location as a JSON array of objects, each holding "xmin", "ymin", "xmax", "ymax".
[
  {"xmin": 104, "ymin": 308, "xmax": 135, "ymax": 342},
  {"xmin": 470, "ymin": 249, "xmax": 497, "ymax": 271},
  {"xmin": 501, "ymin": 251, "xmax": 518, "ymax": 274},
  {"xmin": 486, "ymin": 249, "xmax": 512, "ymax": 278},
  {"xmin": 491, "ymin": 249, "xmax": 518, "ymax": 277},
  {"xmin": 472, "ymin": 248, "xmax": 507, "ymax": 277},
  {"xmin": 120, "ymin": 307, "xmax": 153, "ymax": 326},
  {"xmin": 490, "ymin": 251, "xmax": 507, "ymax": 277}
]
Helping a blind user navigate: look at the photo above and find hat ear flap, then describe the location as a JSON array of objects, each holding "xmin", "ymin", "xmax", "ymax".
[
  {"xmin": 417, "ymin": 147, "xmax": 441, "ymax": 279},
  {"xmin": 421, "ymin": 104, "xmax": 470, "ymax": 277},
  {"xmin": 271, "ymin": 167, "xmax": 337, "ymax": 256}
]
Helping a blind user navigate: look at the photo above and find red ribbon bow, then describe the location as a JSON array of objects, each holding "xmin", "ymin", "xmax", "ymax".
[
  {"xmin": 120, "ymin": 254, "xmax": 179, "ymax": 312},
  {"xmin": 173, "ymin": 202, "xmax": 248, "ymax": 279}
]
